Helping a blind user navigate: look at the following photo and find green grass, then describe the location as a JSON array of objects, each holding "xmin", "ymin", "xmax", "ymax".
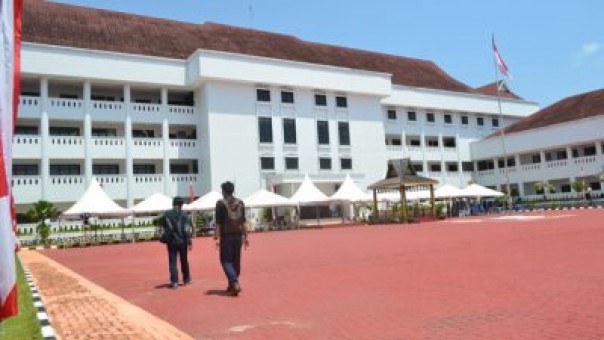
[{"xmin": 0, "ymin": 259, "xmax": 43, "ymax": 340}]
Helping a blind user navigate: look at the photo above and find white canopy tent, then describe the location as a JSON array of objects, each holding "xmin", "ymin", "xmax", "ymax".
[
  {"xmin": 434, "ymin": 184, "xmax": 465, "ymax": 199},
  {"xmin": 184, "ymin": 190, "xmax": 222, "ymax": 211},
  {"xmin": 62, "ymin": 178, "xmax": 129, "ymax": 218},
  {"xmin": 460, "ymin": 184, "xmax": 505, "ymax": 198},
  {"xmin": 130, "ymin": 193, "xmax": 173, "ymax": 214},
  {"xmin": 244, "ymin": 189, "xmax": 296, "ymax": 208},
  {"xmin": 330, "ymin": 174, "xmax": 371, "ymax": 202},
  {"xmin": 289, "ymin": 174, "xmax": 331, "ymax": 205}
]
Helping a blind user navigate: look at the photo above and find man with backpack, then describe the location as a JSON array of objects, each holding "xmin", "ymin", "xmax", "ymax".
[
  {"xmin": 215, "ymin": 181, "xmax": 249, "ymax": 296},
  {"xmin": 162, "ymin": 196, "xmax": 193, "ymax": 290}
]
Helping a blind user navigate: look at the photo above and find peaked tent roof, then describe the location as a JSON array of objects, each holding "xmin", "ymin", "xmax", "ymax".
[
  {"xmin": 289, "ymin": 174, "xmax": 331, "ymax": 205},
  {"xmin": 131, "ymin": 193, "xmax": 173, "ymax": 214},
  {"xmin": 368, "ymin": 158, "xmax": 438, "ymax": 190},
  {"xmin": 63, "ymin": 178, "xmax": 129, "ymax": 217},
  {"xmin": 330, "ymin": 175, "xmax": 371, "ymax": 202},
  {"xmin": 184, "ymin": 191, "xmax": 222, "ymax": 211},
  {"xmin": 460, "ymin": 184, "xmax": 504, "ymax": 198},
  {"xmin": 434, "ymin": 184, "xmax": 465, "ymax": 198},
  {"xmin": 244, "ymin": 189, "xmax": 296, "ymax": 208}
]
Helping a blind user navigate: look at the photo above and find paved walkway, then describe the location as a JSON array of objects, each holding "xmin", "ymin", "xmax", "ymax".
[{"xmin": 19, "ymin": 251, "xmax": 194, "ymax": 340}]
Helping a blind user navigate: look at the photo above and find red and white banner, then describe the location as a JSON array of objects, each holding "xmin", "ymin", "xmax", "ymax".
[
  {"xmin": 492, "ymin": 37, "xmax": 510, "ymax": 78},
  {"xmin": 0, "ymin": 0, "xmax": 22, "ymax": 321}
]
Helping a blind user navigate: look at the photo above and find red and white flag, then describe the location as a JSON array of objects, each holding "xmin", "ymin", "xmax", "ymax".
[
  {"xmin": 0, "ymin": 0, "xmax": 22, "ymax": 321},
  {"xmin": 492, "ymin": 37, "xmax": 510, "ymax": 78}
]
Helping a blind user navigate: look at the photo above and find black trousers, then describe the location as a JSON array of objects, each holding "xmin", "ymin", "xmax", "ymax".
[{"xmin": 167, "ymin": 243, "xmax": 190, "ymax": 284}]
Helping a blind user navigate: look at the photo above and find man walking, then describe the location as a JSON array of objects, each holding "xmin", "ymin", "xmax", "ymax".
[
  {"xmin": 163, "ymin": 196, "xmax": 193, "ymax": 289},
  {"xmin": 215, "ymin": 181, "xmax": 249, "ymax": 296}
]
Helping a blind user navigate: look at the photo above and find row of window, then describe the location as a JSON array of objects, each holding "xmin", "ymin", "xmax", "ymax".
[
  {"xmin": 387, "ymin": 110, "xmax": 500, "ymax": 127},
  {"xmin": 259, "ymin": 117, "xmax": 350, "ymax": 146},
  {"xmin": 15, "ymin": 126, "xmax": 196, "ymax": 139},
  {"xmin": 13, "ymin": 164, "xmax": 196, "ymax": 176},
  {"xmin": 477, "ymin": 145, "xmax": 600, "ymax": 170},
  {"xmin": 256, "ymin": 89, "xmax": 348, "ymax": 108},
  {"xmin": 260, "ymin": 157, "xmax": 352, "ymax": 171},
  {"xmin": 386, "ymin": 137, "xmax": 456, "ymax": 148},
  {"xmin": 410, "ymin": 162, "xmax": 474, "ymax": 173}
]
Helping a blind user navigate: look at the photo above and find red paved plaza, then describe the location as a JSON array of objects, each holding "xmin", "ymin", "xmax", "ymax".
[{"xmin": 44, "ymin": 210, "xmax": 604, "ymax": 339}]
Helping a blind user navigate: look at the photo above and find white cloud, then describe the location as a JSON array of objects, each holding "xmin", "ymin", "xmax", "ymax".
[{"xmin": 573, "ymin": 42, "xmax": 601, "ymax": 68}]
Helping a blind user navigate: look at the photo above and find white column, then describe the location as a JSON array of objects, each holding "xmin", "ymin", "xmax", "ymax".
[
  {"xmin": 438, "ymin": 133, "xmax": 446, "ymax": 183},
  {"xmin": 161, "ymin": 87, "xmax": 170, "ymax": 196},
  {"xmin": 566, "ymin": 146, "xmax": 573, "ymax": 161},
  {"xmin": 455, "ymin": 133, "xmax": 463, "ymax": 187},
  {"xmin": 420, "ymin": 130, "xmax": 427, "ymax": 176},
  {"xmin": 596, "ymin": 141, "xmax": 603, "ymax": 155},
  {"xmin": 539, "ymin": 150, "xmax": 546, "ymax": 164},
  {"xmin": 401, "ymin": 130, "xmax": 407, "ymax": 157},
  {"xmin": 40, "ymin": 78, "xmax": 49, "ymax": 199},
  {"xmin": 124, "ymin": 85, "xmax": 134, "ymax": 208},
  {"xmin": 83, "ymin": 81, "xmax": 93, "ymax": 185}
]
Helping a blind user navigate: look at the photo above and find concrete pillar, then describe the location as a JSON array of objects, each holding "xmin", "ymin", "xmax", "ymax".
[
  {"xmin": 83, "ymin": 81, "xmax": 92, "ymax": 185},
  {"xmin": 438, "ymin": 133, "xmax": 446, "ymax": 182},
  {"xmin": 421, "ymin": 130, "xmax": 427, "ymax": 176},
  {"xmin": 540, "ymin": 150, "xmax": 546, "ymax": 164},
  {"xmin": 566, "ymin": 146, "xmax": 573, "ymax": 161},
  {"xmin": 40, "ymin": 78, "xmax": 49, "ymax": 199},
  {"xmin": 596, "ymin": 141, "xmax": 603, "ymax": 155},
  {"xmin": 401, "ymin": 130, "xmax": 407, "ymax": 156},
  {"xmin": 124, "ymin": 85, "xmax": 133, "ymax": 208},
  {"xmin": 518, "ymin": 181, "xmax": 525, "ymax": 197},
  {"xmin": 161, "ymin": 88, "xmax": 170, "ymax": 196}
]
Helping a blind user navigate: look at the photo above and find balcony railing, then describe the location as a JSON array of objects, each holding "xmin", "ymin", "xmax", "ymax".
[
  {"xmin": 170, "ymin": 139, "xmax": 196, "ymax": 148},
  {"xmin": 168, "ymin": 105, "xmax": 195, "ymax": 115},
  {"xmin": 18, "ymin": 96, "xmax": 40, "ymax": 115},
  {"xmin": 92, "ymin": 137, "xmax": 125, "ymax": 146},
  {"xmin": 13, "ymin": 135, "xmax": 40, "ymax": 145},
  {"xmin": 48, "ymin": 98, "xmax": 84, "ymax": 116},
  {"xmin": 131, "ymin": 103, "xmax": 161, "ymax": 114}
]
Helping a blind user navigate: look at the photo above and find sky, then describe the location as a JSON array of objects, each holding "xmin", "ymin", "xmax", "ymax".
[{"xmin": 52, "ymin": 0, "xmax": 604, "ymax": 108}]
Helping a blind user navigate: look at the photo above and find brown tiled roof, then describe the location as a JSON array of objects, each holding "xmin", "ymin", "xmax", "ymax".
[
  {"xmin": 23, "ymin": 0, "xmax": 477, "ymax": 93},
  {"xmin": 475, "ymin": 81, "xmax": 523, "ymax": 100},
  {"xmin": 491, "ymin": 88, "xmax": 604, "ymax": 137}
]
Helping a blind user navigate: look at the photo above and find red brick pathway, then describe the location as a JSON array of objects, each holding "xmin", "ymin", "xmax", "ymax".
[{"xmin": 43, "ymin": 210, "xmax": 604, "ymax": 339}]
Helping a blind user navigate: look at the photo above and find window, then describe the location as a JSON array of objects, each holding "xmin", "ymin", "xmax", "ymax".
[
  {"xmin": 170, "ymin": 164, "xmax": 189, "ymax": 174},
  {"xmin": 260, "ymin": 157, "xmax": 275, "ymax": 170},
  {"xmin": 412, "ymin": 164, "xmax": 423, "ymax": 172},
  {"xmin": 447, "ymin": 163, "xmax": 458, "ymax": 172},
  {"xmin": 335, "ymin": 96, "xmax": 347, "ymax": 108},
  {"xmin": 15, "ymin": 126, "xmax": 38, "ymax": 135},
  {"xmin": 407, "ymin": 111, "xmax": 417, "ymax": 121},
  {"xmin": 93, "ymin": 164, "xmax": 119, "ymax": 175},
  {"xmin": 258, "ymin": 117, "xmax": 273, "ymax": 143},
  {"xmin": 556, "ymin": 150, "xmax": 567, "ymax": 160},
  {"xmin": 317, "ymin": 120, "xmax": 330, "ymax": 145},
  {"xmin": 50, "ymin": 164, "xmax": 80, "ymax": 175},
  {"xmin": 560, "ymin": 184, "xmax": 571, "ymax": 193},
  {"xmin": 461, "ymin": 116, "xmax": 469, "ymax": 125},
  {"xmin": 133, "ymin": 164, "xmax": 156, "ymax": 174},
  {"xmin": 256, "ymin": 89, "xmax": 270, "ymax": 102},
  {"xmin": 94, "ymin": 128, "xmax": 118, "ymax": 137},
  {"xmin": 314, "ymin": 94, "xmax": 327, "ymax": 106},
  {"xmin": 426, "ymin": 113, "xmax": 435, "ymax": 122},
  {"xmin": 477, "ymin": 117, "xmax": 484, "ymax": 126},
  {"xmin": 13, "ymin": 164, "xmax": 39, "ymax": 176},
  {"xmin": 507, "ymin": 157, "xmax": 516, "ymax": 167},
  {"xmin": 50, "ymin": 127, "xmax": 80, "ymax": 136},
  {"xmin": 409, "ymin": 139, "xmax": 421, "ymax": 146},
  {"xmin": 498, "ymin": 159, "xmax": 505, "ymax": 168},
  {"xmin": 281, "ymin": 91, "xmax": 294, "ymax": 104},
  {"xmin": 387, "ymin": 110, "xmax": 397, "ymax": 120},
  {"xmin": 584, "ymin": 146, "xmax": 597, "ymax": 156},
  {"xmin": 338, "ymin": 122, "xmax": 350, "ymax": 146},
  {"xmin": 283, "ymin": 118, "xmax": 297, "ymax": 144},
  {"xmin": 319, "ymin": 157, "xmax": 332, "ymax": 170},
  {"xmin": 285, "ymin": 157, "xmax": 299, "ymax": 170},
  {"xmin": 444, "ymin": 114, "xmax": 452, "ymax": 124},
  {"xmin": 430, "ymin": 164, "xmax": 441, "ymax": 172},
  {"xmin": 59, "ymin": 94, "xmax": 79, "ymax": 99},
  {"xmin": 492, "ymin": 118, "xmax": 500, "ymax": 127},
  {"xmin": 427, "ymin": 139, "xmax": 439, "ymax": 147},
  {"xmin": 391, "ymin": 138, "xmax": 402, "ymax": 146},
  {"xmin": 462, "ymin": 162, "xmax": 474, "ymax": 172},
  {"xmin": 531, "ymin": 153, "xmax": 541, "ymax": 164},
  {"xmin": 340, "ymin": 158, "xmax": 352, "ymax": 170},
  {"xmin": 91, "ymin": 95, "xmax": 115, "ymax": 101},
  {"xmin": 443, "ymin": 137, "xmax": 456, "ymax": 148}
]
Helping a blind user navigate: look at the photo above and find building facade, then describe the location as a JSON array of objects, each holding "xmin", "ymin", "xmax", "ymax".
[{"xmin": 12, "ymin": 0, "xmax": 539, "ymax": 213}]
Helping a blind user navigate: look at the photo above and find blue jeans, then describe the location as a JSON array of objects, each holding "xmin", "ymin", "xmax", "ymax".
[
  {"xmin": 167, "ymin": 243, "xmax": 190, "ymax": 284},
  {"xmin": 220, "ymin": 233, "xmax": 243, "ymax": 286}
]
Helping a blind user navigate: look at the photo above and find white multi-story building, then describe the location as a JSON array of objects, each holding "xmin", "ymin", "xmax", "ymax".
[
  {"xmin": 12, "ymin": 0, "xmax": 539, "ymax": 214},
  {"xmin": 471, "ymin": 88, "xmax": 604, "ymax": 199}
]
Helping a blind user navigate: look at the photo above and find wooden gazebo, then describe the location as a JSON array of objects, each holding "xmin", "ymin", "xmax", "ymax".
[{"xmin": 367, "ymin": 158, "xmax": 439, "ymax": 223}]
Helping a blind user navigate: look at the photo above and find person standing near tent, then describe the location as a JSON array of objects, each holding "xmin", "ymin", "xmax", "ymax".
[
  {"xmin": 162, "ymin": 196, "xmax": 193, "ymax": 289},
  {"xmin": 214, "ymin": 181, "xmax": 249, "ymax": 296}
]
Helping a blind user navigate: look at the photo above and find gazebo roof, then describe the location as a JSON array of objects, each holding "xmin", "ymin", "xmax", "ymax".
[{"xmin": 368, "ymin": 159, "xmax": 438, "ymax": 190}]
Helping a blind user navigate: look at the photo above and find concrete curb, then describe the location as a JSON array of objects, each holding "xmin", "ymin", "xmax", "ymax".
[{"xmin": 23, "ymin": 268, "xmax": 57, "ymax": 340}]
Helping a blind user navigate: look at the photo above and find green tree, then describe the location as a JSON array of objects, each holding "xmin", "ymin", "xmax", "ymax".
[
  {"xmin": 534, "ymin": 181, "xmax": 555, "ymax": 200},
  {"xmin": 26, "ymin": 200, "xmax": 59, "ymax": 245},
  {"xmin": 571, "ymin": 180, "xmax": 587, "ymax": 197}
]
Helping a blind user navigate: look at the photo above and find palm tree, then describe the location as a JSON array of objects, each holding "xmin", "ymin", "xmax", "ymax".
[{"xmin": 26, "ymin": 200, "xmax": 59, "ymax": 245}]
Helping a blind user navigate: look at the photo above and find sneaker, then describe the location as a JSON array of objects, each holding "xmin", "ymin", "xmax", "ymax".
[
  {"xmin": 184, "ymin": 280, "xmax": 192, "ymax": 286},
  {"xmin": 231, "ymin": 282, "xmax": 241, "ymax": 296},
  {"xmin": 170, "ymin": 283, "xmax": 178, "ymax": 290}
]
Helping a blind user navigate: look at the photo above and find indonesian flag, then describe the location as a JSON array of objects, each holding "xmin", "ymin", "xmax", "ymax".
[
  {"xmin": 492, "ymin": 37, "xmax": 510, "ymax": 78},
  {"xmin": 0, "ymin": 0, "xmax": 22, "ymax": 321},
  {"xmin": 188, "ymin": 181, "xmax": 194, "ymax": 203}
]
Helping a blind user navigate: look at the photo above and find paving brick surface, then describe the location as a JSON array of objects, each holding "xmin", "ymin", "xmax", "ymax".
[{"xmin": 38, "ymin": 210, "xmax": 604, "ymax": 339}]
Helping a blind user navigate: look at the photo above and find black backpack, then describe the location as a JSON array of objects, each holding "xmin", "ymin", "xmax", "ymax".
[{"xmin": 221, "ymin": 198, "xmax": 244, "ymax": 234}]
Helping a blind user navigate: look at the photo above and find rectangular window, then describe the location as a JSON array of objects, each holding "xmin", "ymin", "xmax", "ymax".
[
  {"xmin": 427, "ymin": 139, "xmax": 439, "ymax": 147},
  {"xmin": 338, "ymin": 122, "xmax": 350, "ymax": 146},
  {"xmin": 462, "ymin": 162, "xmax": 474, "ymax": 172},
  {"xmin": 93, "ymin": 164, "xmax": 119, "ymax": 175},
  {"xmin": 132, "ymin": 129, "xmax": 155, "ymax": 138},
  {"xmin": 260, "ymin": 157, "xmax": 275, "ymax": 170},
  {"xmin": 572, "ymin": 149, "xmax": 579, "ymax": 158},
  {"xmin": 443, "ymin": 137, "xmax": 456, "ymax": 148},
  {"xmin": 532, "ymin": 154, "xmax": 541, "ymax": 164},
  {"xmin": 507, "ymin": 157, "xmax": 516, "ymax": 167},
  {"xmin": 426, "ymin": 113, "xmax": 435, "ymax": 122},
  {"xmin": 335, "ymin": 96, "xmax": 347, "ymax": 108},
  {"xmin": 170, "ymin": 164, "xmax": 189, "ymax": 174},
  {"xmin": 285, "ymin": 157, "xmax": 299, "ymax": 170},
  {"xmin": 498, "ymin": 159, "xmax": 505, "ymax": 168},
  {"xmin": 391, "ymin": 138, "xmax": 402, "ymax": 146},
  {"xmin": 387, "ymin": 110, "xmax": 397, "ymax": 120},
  {"xmin": 256, "ymin": 89, "xmax": 270, "ymax": 102},
  {"xmin": 283, "ymin": 118, "xmax": 297, "ymax": 144},
  {"xmin": 15, "ymin": 126, "xmax": 38, "ymax": 135},
  {"xmin": 492, "ymin": 118, "xmax": 500, "ymax": 127},
  {"xmin": 49, "ymin": 127, "xmax": 80, "ymax": 136},
  {"xmin": 556, "ymin": 150, "xmax": 567, "ymax": 160},
  {"xmin": 461, "ymin": 116, "xmax": 469, "ymax": 125},
  {"xmin": 412, "ymin": 164, "xmax": 423, "ymax": 172},
  {"xmin": 340, "ymin": 158, "xmax": 352, "ymax": 170},
  {"xmin": 13, "ymin": 164, "xmax": 39, "ymax": 176},
  {"xmin": 317, "ymin": 120, "xmax": 330, "ymax": 145},
  {"xmin": 409, "ymin": 139, "xmax": 421, "ymax": 147},
  {"xmin": 319, "ymin": 157, "xmax": 332, "ymax": 170},
  {"xmin": 444, "ymin": 114, "xmax": 452, "ymax": 124},
  {"xmin": 477, "ymin": 117, "xmax": 484, "ymax": 126},
  {"xmin": 50, "ymin": 164, "xmax": 80, "ymax": 175},
  {"xmin": 258, "ymin": 117, "xmax": 273, "ymax": 143},
  {"xmin": 560, "ymin": 184, "xmax": 571, "ymax": 193},
  {"xmin": 281, "ymin": 91, "xmax": 294, "ymax": 104},
  {"xmin": 407, "ymin": 111, "xmax": 417, "ymax": 121},
  {"xmin": 447, "ymin": 163, "xmax": 458, "ymax": 172},
  {"xmin": 314, "ymin": 94, "xmax": 327, "ymax": 106},
  {"xmin": 430, "ymin": 164, "xmax": 441, "ymax": 172},
  {"xmin": 133, "ymin": 164, "xmax": 156, "ymax": 174},
  {"xmin": 584, "ymin": 146, "xmax": 597, "ymax": 156},
  {"xmin": 93, "ymin": 128, "xmax": 118, "ymax": 137}
]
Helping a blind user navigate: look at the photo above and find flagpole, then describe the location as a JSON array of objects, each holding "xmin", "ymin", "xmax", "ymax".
[{"xmin": 491, "ymin": 34, "xmax": 513, "ymax": 212}]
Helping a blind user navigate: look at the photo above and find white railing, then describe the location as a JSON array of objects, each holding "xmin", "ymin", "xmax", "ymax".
[
  {"xmin": 48, "ymin": 98, "xmax": 84, "ymax": 115},
  {"xmin": 256, "ymin": 102, "xmax": 273, "ymax": 115},
  {"xmin": 18, "ymin": 95, "xmax": 40, "ymax": 115},
  {"xmin": 92, "ymin": 137, "xmax": 125, "ymax": 146},
  {"xmin": 406, "ymin": 146, "xmax": 422, "ymax": 153},
  {"xmin": 171, "ymin": 174, "xmax": 198, "ymax": 183},
  {"xmin": 170, "ymin": 139, "xmax": 197, "ymax": 148},
  {"xmin": 130, "ymin": 103, "xmax": 161, "ymax": 114},
  {"xmin": 521, "ymin": 163, "xmax": 541, "ymax": 171},
  {"xmin": 49, "ymin": 136, "xmax": 84, "ymax": 146},
  {"xmin": 572, "ymin": 156, "xmax": 597, "ymax": 165},
  {"xmin": 168, "ymin": 104, "xmax": 194, "ymax": 115},
  {"xmin": 96, "ymin": 175, "xmax": 127, "ymax": 186},
  {"xmin": 49, "ymin": 175, "xmax": 85, "ymax": 186},
  {"xmin": 11, "ymin": 175, "xmax": 41, "ymax": 187},
  {"xmin": 11, "ymin": 176, "xmax": 42, "ymax": 204},
  {"xmin": 91, "ymin": 100, "xmax": 124, "ymax": 115},
  {"xmin": 387, "ymin": 145, "xmax": 403, "ymax": 152},
  {"xmin": 546, "ymin": 160, "xmax": 568, "ymax": 168},
  {"xmin": 134, "ymin": 174, "xmax": 163, "ymax": 184},
  {"xmin": 13, "ymin": 135, "xmax": 41, "ymax": 145},
  {"xmin": 133, "ymin": 138, "xmax": 162, "ymax": 147}
]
